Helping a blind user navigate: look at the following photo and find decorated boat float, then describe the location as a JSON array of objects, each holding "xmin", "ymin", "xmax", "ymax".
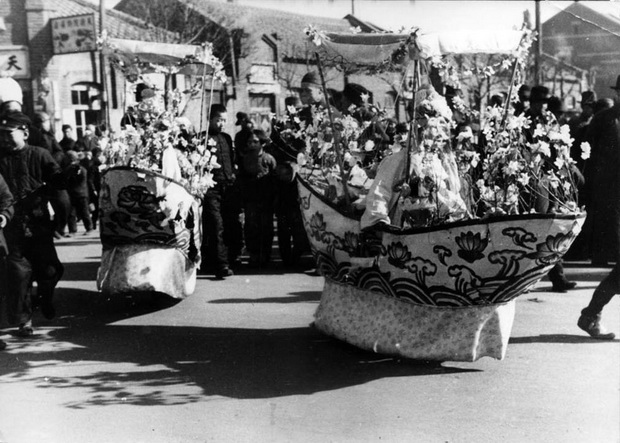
[
  {"xmin": 96, "ymin": 36, "xmax": 225, "ymax": 299},
  {"xmin": 281, "ymin": 27, "xmax": 588, "ymax": 361},
  {"xmin": 298, "ymin": 177, "xmax": 584, "ymax": 361},
  {"xmin": 97, "ymin": 167, "xmax": 202, "ymax": 299}
]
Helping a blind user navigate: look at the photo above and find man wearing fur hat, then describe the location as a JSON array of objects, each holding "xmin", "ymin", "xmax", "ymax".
[{"xmin": 0, "ymin": 112, "xmax": 65, "ymax": 337}]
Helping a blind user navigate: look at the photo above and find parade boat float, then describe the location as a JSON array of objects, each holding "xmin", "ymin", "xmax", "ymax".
[
  {"xmin": 282, "ymin": 27, "xmax": 587, "ymax": 361},
  {"xmin": 96, "ymin": 37, "xmax": 226, "ymax": 299}
]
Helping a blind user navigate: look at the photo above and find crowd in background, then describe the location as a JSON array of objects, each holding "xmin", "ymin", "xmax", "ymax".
[{"xmin": 0, "ymin": 69, "xmax": 618, "ymax": 348}]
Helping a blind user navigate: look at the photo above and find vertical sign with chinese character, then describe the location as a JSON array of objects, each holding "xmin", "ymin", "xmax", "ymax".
[
  {"xmin": 0, "ymin": 48, "xmax": 30, "ymax": 78},
  {"xmin": 51, "ymin": 14, "xmax": 97, "ymax": 54}
]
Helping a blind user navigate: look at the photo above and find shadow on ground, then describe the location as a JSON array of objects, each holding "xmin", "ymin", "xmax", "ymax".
[
  {"xmin": 0, "ymin": 286, "xmax": 477, "ymax": 408},
  {"xmin": 209, "ymin": 290, "xmax": 321, "ymax": 304},
  {"xmin": 510, "ymin": 334, "xmax": 619, "ymax": 344}
]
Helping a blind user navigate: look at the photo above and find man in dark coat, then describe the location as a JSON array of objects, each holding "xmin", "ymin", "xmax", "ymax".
[
  {"xmin": 200, "ymin": 104, "xmax": 242, "ymax": 279},
  {"xmin": 0, "ymin": 172, "xmax": 14, "ymax": 350},
  {"xmin": 577, "ymin": 78, "xmax": 620, "ymax": 339},
  {"xmin": 583, "ymin": 77, "xmax": 620, "ymax": 267},
  {"xmin": 524, "ymin": 86, "xmax": 580, "ymax": 292},
  {"xmin": 0, "ymin": 112, "xmax": 65, "ymax": 336}
]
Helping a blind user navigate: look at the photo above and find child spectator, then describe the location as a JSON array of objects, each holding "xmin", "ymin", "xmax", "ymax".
[
  {"xmin": 65, "ymin": 151, "xmax": 94, "ymax": 235},
  {"xmin": 239, "ymin": 130, "xmax": 277, "ymax": 267}
]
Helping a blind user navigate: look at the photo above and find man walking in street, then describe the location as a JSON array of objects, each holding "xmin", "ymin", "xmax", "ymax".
[
  {"xmin": 0, "ymin": 112, "xmax": 65, "ymax": 336},
  {"xmin": 0, "ymin": 172, "xmax": 14, "ymax": 350}
]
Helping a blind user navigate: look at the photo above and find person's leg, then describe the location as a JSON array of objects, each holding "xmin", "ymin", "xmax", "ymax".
[
  {"xmin": 259, "ymin": 205, "xmax": 274, "ymax": 265},
  {"xmin": 201, "ymin": 190, "xmax": 230, "ymax": 277},
  {"xmin": 26, "ymin": 235, "xmax": 64, "ymax": 320},
  {"xmin": 75, "ymin": 196, "xmax": 93, "ymax": 232},
  {"xmin": 5, "ymin": 239, "xmax": 34, "ymax": 333},
  {"xmin": 67, "ymin": 197, "xmax": 78, "ymax": 234},
  {"xmin": 578, "ymin": 263, "xmax": 619, "ymax": 339},
  {"xmin": 243, "ymin": 200, "xmax": 259, "ymax": 265},
  {"xmin": 51, "ymin": 190, "xmax": 71, "ymax": 235},
  {"xmin": 222, "ymin": 183, "xmax": 244, "ymax": 267},
  {"xmin": 548, "ymin": 260, "xmax": 576, "ymax": 292}
]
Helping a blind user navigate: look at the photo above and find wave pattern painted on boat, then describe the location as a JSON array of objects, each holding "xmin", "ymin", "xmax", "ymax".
[{"xmin": 298, "ymin": 177, "xmax": 585, "ymax": 308}]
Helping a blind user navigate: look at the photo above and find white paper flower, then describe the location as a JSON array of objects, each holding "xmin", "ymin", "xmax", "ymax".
[{"xmin": 580, "ymin": 141, "xmax": 591, "ymax": 160}]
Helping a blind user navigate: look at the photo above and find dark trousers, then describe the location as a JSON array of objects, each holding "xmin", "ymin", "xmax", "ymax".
[
  {"xmin": 201, "ymin": 183, "xmax": 243, "ymax": 271},
  {"xmin": 275, "ymin": 183, "xmax": 310, "ymax": 265},
  {"xmin": 68, "ymin": 195, "xmax": 93, "ymax": 232},
  {"xmin": 50, "ymin": 190, "xmax": 71, "ymax": 234},
  {"xmin": 244, "ymin": 198, "xmax": 274, "ymax": 263},
  {"xmin": 4, "ymin": 232, "xmax": 63, "ymax": 325},
  {"xmin": 582, "ymin": 263, "xmax": 619, "ymax": 318},
  {"xmin": 548, "ymin": 261, "xmax": 568, "ymax": 284}
]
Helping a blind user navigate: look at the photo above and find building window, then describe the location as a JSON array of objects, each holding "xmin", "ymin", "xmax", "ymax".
[
  {"xmin": 249, "ymin": 93, "xmax": 275, "ymax": 133},
  {"xmin": 70, "ymin": 83, "xmax": 102, "ymax": 138}
]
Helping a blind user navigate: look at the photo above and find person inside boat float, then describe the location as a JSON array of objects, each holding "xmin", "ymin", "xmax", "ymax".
[{"xmin": 359, "ymin": 80, "xmax": 469, "ymax": 231}]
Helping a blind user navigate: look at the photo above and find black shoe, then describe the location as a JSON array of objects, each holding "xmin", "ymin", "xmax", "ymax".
[
  {"xmin": 215, "ymin": 267, "xmax": 234, "ymax": 279},
  {"xmin": 551, "ymin": 280, "xmax": 577, "ymax": 292},
  {"xmin": 41, "ymin": 300, "xmax": 56, "ymax": 320},
  {"xmin": 578, "ymin": 314, "xmax": 616, "ymax": 340}
]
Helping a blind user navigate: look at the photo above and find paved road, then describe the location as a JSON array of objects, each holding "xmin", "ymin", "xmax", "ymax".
[{"xmin": 1, "ymin": 234, "xmax": 618, "ymax": 443}]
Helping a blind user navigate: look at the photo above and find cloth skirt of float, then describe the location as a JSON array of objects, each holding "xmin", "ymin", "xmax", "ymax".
[
  {"xmin": 97, "ymin": 167, "xmax": 202, "ymax": 299},
  {"xmin": 298, "ymin": 177, "xmax": 586, "ymax": 362}
]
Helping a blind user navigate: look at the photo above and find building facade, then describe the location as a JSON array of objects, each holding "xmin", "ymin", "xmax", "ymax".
[{"xmin": 542, "ymin": 1, "xmax": 620, "ymax": 102}]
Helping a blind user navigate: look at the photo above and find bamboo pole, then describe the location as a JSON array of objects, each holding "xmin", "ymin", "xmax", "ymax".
[{"xmin": 314, "ymin": 53, "xmax": 350, "ymax": 208}]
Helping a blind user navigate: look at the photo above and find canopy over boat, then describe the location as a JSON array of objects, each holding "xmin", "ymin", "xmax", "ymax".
[
  {"xmin": 307, "ymin": 28, "xmax": 527, "ymax": 71},
  {"xmin": 102, "ymin": 37, "xmax": 226, "ymax": 80}
]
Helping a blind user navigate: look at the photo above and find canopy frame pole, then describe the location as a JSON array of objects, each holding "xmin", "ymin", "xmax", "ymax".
[
  {"xmin": 314, "ymin": 52, "xmax": 350, "ymax": 208},
  {"xmin": 198, "ymin": 62, "xmax": 209, "ymax": 136},
  {"xmin": 404, "ymin": 59, "xmax": 420, "ymax": 189},
  {"xmin": 500, "ymin": 33, "xmax": 527, "ymax": 130}
]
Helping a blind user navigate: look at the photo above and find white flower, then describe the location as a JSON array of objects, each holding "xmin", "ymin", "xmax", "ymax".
[
  {"xmin": 537, "ymin": 141, "xmax": 551, "ymax": 157},
  {"xmin": 297, "ymin": 152, "xmax": 307, "ymax": 166},
  {"xmin": 364, "ymin": 140, "xmax": 375, "ymax": 151},
  {"xmin": 286, "ymin": 105, "xmax": 298, "ymax": 114},
  {"xmin": 533, "ymin": 124, "xmax": 545, "ymax": 139},
  {"xmin": 502, "ymin": 160, "xmax": 520, "ymax": 176},
  {"xmin": 348, "ymin": 141, "xmax": 359, "ymax": 151},
  {"xmin": 580, "ymin": 141, "xmax": 591, "ymax": 160},
  {"xmin": 456, "ymin": 127, "xmax": 473, "ymax": 142},
  {"xmin": 554, "ymin": 158, "xmax": 565, "ymax": 169}
]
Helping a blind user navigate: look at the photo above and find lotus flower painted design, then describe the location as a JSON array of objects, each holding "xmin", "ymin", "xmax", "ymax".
[
  {"xmin": 384, "ymin": 242, "xmax": 412, "ymax": 268},
  {"xmin": 527, "ymin": 231, "xmax": 576, "ymax": 265},
  {"xmin": 455, "ymin": 231, "xmax": 489, "ymax": 263},
  {"xmin": 309, "ymin": 212, "xmax": 327, "ymax": 235}
]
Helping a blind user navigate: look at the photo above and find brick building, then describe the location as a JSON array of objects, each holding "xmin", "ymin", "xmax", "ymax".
[
  {"xmin": 542, "ymin": 1, "xmax": 620, "ymax": 102},
  {"xmin": 0, "ymin": 0, "xmax": 176, "ymax": 137},
  {"xmin": 114, "ymin": 0, "xmax": 399, "ymax": 132}
]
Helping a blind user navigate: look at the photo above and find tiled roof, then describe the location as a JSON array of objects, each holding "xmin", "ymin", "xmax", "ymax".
[
  {"xmin": 45, "ymin": 0, "xmax": 173, "ymax": 41},
  {"xmin": 178, "ymin": 0, "xmax": 352, "ymax": 47}
]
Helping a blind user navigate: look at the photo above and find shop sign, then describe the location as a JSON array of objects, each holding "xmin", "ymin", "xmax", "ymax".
[
  {"xmin": 51, "ymin": 14, "xmax": 96, "ymax": 54},
  {"xmin": 249, "ymin": 64, "xmax": 277, "ymax": 84},
  {"xmin": 0, "ymin": 47, "xmax": 30, "ymax": 78}
]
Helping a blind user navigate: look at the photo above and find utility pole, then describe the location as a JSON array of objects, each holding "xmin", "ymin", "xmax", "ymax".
[
  {"xmin": 534, "ymin": 0, "xmax": 542, "ymax": 85},
  {"xmin": 351, "ymin": 0, "xmax": 355, "ymax": 16},
  {"xmin": 100, "ymin": 0, "xmax": 110, "ymax": 128}
]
